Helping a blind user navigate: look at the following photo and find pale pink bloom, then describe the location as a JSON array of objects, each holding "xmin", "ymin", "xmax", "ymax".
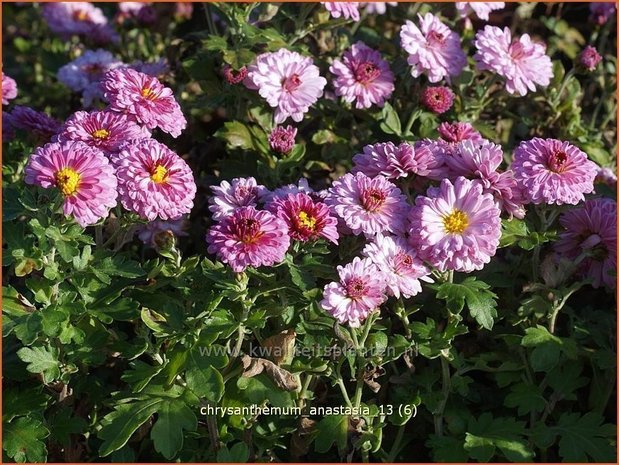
[
  {"xmin": 322, "ymin": 2, "xmax": 360, "ymax": 21},
  {"xmin": 400, "ymin": 13, "xmax": 467, "ymax": 83},
  {"xmin": 208, "ymin": 177, "xmax": 269, "ymax": 221},
  {"xmin": 455, "ymin": 2, "xmax": 505, "ymax": 20},
  {"xmin": 352, "ymin": 141, "xmax": 438, "ymax": 180},
  {"xmin": 2, "ymin": 73, "xmax": 17, "ymax": 105},
  {"xmin": 321, "ymin": 257, "xmax": 387, "ymax": 327},
  {"xmin": 361, "ymin": 2, "xmax": 397, "ymax": 15},
  {"xmin": 474, "ymin": 26, "xmax": 553, "ymax": 96}
]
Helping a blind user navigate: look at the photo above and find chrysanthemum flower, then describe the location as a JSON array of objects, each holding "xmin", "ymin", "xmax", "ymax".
[
  {"xmin": 138, "ymin": 218, "xmax": 188, "ymax": 249},
  {"xmin": 175, "ymin": 2, "xmax": 193, "ymax": 20},
  {"xmin": 512, "ymin": 138, "xmax": 597, "ymax": 205},
  {"xmin": 578, "ymin": 45, "xmax": 602, "ymax": 72},
  {"xmin": 589, "ymin": 2, "xmax": 616, "ymax": 25},
  {"xmin": 116, "ymin": 2, "xmax": 156, "ymax": 25},
  {"xmin": 269, "ymin": 125, "xmax": 297, "ymax": 154},
  {"xmin": 42, "ymin": 2, "xmax": 118, "ymax": 43},
  {"xmin": 8, "ymin": 106, "xmax": 61, "ymax": 140},
  {"xmin": 326, "ymin": 172, "xmax": 409, "ymax": 236},
  {"xmin": 555, "ymin": 198, "xmax": 617, "ymax": 289},
  {"xmin": 129, "ymin": 59, "xmax": 169, "ymax": 79},
  {"xmin": 3, "ymin": 113, "xmax": 14, "ymax": 142},
  {"xmin": 321, "ymin": 257, "xmax": 387, "ymax": 327},
  {"xmin": 361, "ymin": 2, "xmax": 397, "ymax": 14},
  {"xmin": 206, "ymin": 206, "xmax": 291, "ymax": 273},
  {"xmin": 595, "ymin": 167, "xmax": 617, "ymax": 187},
  {"xmin": 24, "ymin": 141, "xmax": 117, "ymax": 227},
  {"xmin": 455, "ymin": 2, "xmax": 505, "ymax": 20},
  {"xmin": 437, "ymin": 121, "xmax": 483, "ymax": 143},
  {"xmin": 2, "ymin": 73, "xmax": 17, "ymax": 105},
  {"xmin": 269, "ymin": 193, "xmax": 339, "ymax": 244},
  {"xmin": 409, "ymin": 176, "xmax": 502, "ymax": 272},
  {"xmin": 400, "ymin": 13, "xmax": 467, "ymax": 83},
  {"xmin": 244, "ymin": 49, "xmax": 327, "ymax": 124},
  {"xmin": 114, "ymin": 139, "xmax": 196, "ymax": 220},
  {"xmin": 352, "ymin": 141, "xmax": 437, "ymax": 180},
  {"xmin": 474, "ymin": 26, "xmax": 553, "ymax": 96},
  {"xmin": 223, "ymin": 65, "xmax": 248, "ymax": 85},
  {"xmin": 101, "ymin": 67, "xmax": 186, "ymax": 137},
  {"xmin": 330, "ymin": 41, "xmax": 395, "ymax": 109},
  {"xmin": 420, "ymin": 86, "xmax": 455, "ymax": 114},
  {"xmin": 209, "ymin": 177, "xmax": 269, "ymax": 221},
  {"xmin": 322, "ymin": 2, "xmax": 360, "ymax": 20},
  {"xmin": 57, "ymin": 110, "xmax": 151, "ymax": 156},
  {"xmin": 362, "ymin": 234, "xmax": 431, "ymax": 298},
  {"xmin": 263, "ymin": 178, "xmax": 315, "ymax": 205}
]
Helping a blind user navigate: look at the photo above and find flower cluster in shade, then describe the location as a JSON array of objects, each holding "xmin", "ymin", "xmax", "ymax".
[{"xmin": 42, "ymin": 2, "xmax": 119, "ymax": 44}]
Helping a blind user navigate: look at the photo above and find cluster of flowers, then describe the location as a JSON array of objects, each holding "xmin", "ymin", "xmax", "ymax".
[
  {"xmin": 15, "ymin": 66, "xmax": 195, "ymax": 232},
  {"xmin": 206, "ymin": 121, "xmax": 616, "ymax": 326}
]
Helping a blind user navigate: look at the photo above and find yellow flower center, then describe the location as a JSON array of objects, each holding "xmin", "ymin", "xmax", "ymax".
[
  {"xmin": 150, "ymin": 165, "xmax": 168, "ymax": 184},
  {"xmin": 141, "ymin": 87, "xmax": 156, "ymax": 99},
  {"xmin": 55, "ymin": 168, "xmax": 81, "ymax": 196},
  {"xmin": 92, "ymin": 128, "xmax": 110, "ymax": 140},
  {"xmin": 73, "ymin": 10, "xmax": 89, "ymax": 21},
  {"xmin": 443, "ymin": 209, "xmax": 469, "ymax": 234},
  {"xmin": 298, "ymin": 211, "xmax": 317, "ymax": 230}
]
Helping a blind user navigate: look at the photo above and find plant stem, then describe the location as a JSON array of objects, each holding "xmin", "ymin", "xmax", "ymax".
[
  {"xmin": 433, "ymin": 356, "xmax": 451, "ymax": 436},
  {"xmin": 298, "ymin": 374, "xmax": 314, "ymax": 410},
  {"xmin": 386, "ymin": 425, "xmax": 406, "ymax": 462},
  {"xmin": 336, "ymin": 377, "xmax": 353, "ymax": 408}
]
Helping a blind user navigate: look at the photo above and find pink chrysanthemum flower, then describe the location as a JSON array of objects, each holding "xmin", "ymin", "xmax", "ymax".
[
  {"xmin": 330, "ymin": 41, "xmax": 395, "ymax": 109},
  {"xmin": 321, "ymin": 257, "xmax": 387, "ymax": 327},
  {"xmin": 223, "ymin": 65, "xmax": 248, "ymax": 85},
  {"xmin": 24, "ymin": 141, "xmax": 117, "ymax": 227},
  {"xmin": 361, "ymin": 2, "xmax": 397, "ymax": 14},
  {"xmin": 420, "ymin": 86, "xmax": 455, "ymax": 114},
  {"xmin": 579, "ymin": 45, "xmax": 602, "ymax": 72},
  {"xmin": 2, "ymin": 73, "xmax": 17, "ymax": 105},
  {"xmin": 352, "ymin": 141, "xmax": 438, "ymax": 180},
  {"xmin": 400, "ymin": 13, "xmax": 467, "ymax": 83},
  {"xmin": 101, "ymin": 67, "xmax": 186, "ymax": 137},
  {"xmin": 42, "ymin": 2, "xmax": 108, "ymax": 35},
  {"xmin": 474, "ymin": 26, "xmax": 553, "ymax": 96},
  {"xmin": 445, "ymin": 140, "xmax": 526, "ymax": 218},
  {"xmin": 206, "ymin": 206, "xmax": 290, "ymax": 273},
  {"xmin": 512, "ymin": 138, "xmax": 597, "ymax": 205},
  {"xmin": 363, "ymin": 234, "xmax": 431, "ymax": 299},
  {"xmin": 326, "ymin": 172, "xmax": 409, "ymax": 236},
  {"xmin": 138, "ymin": 218, "xmax": 188, "ymax": 248},
  {"xmin": 175, "ymin": 2, "xmax": 193, "ymax": 20},
  {"xmin": 244, "ymin": 49, "xmax": 327, "ymax": 124},
  {"xmin": 8, "ymin": 106, "xmax": 61, "ymax": 140},
  {"xmin": 409, "ymin": 176, "xmax": 502, "ymax": 272},
  {"xmin": 116, "ymin": 2, "xmax": 156, "ymax": 25},
  {"xmin": 269, "ymin": 193, "xmax": 339, "ymax": 244},
  {"xmin": 263, "ymin": 178, "xmax": 315, "ymax": 205},
  {"xmin": 455, "ymin": 2, "xmax": 505, "ymax": 21},
  {"xmin": 589, "ymin": 2, "xmax": 616, "ymax": 25},
  {"xmin": 114, "ymin": 139, "xmax": 196, "ymax": 220},
  {"xmin": 322, "ymin": 2, "xmax": 360, "ymax": 20},
  {"xmin": 269, "ymin": 125, "xmax": 297, "ymax": 154},
  {"xmin": 437, "ymin": 121, "xmax": 483, "ymax": 143},
  {"xmin": 209, "ymin": 177, "xmax": 269, "ymax": 221},
  {"xmin": 57, "ymin": 110, "xmax": 151, "ymax": 156},
  {"xmin": 595, "ymin": 167, "xmax": 617, "ymax": 187},
  {"xmin": 555, "ymin": 198, "xmax": 617, "ymax": 289}
]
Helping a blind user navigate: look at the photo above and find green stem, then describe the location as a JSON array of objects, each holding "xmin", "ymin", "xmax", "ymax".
[
  {"xmin": 336, "ymin": 377, "xmax": 353, "ymax": 408},
  {"xmin": 433, "ymin": 356, "xmax": 451, "ymax": 436},
  {"xmin": 386, "ymin": 426, "xmax": 406, "ymax": 462},
  {"xmin": 298, "ymin": 374, "xmax": 314, "ymax": 410}
]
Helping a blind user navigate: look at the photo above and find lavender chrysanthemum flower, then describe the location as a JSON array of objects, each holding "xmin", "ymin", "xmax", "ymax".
[
  {"xmin": 8, "ymin": 106, "xmax": 61, "ymax": 140},
  {"xmin": 263, "ymin": 178, "xmax": 314, "ymax": 204},
  {"xmin": 129, "ymin": 59, "xmax": 169, "ymax": 78},
  {"xmin": 114, "ymin": 139, "xmax": 196, "ymax": 220},
  {"xmin": 138, "ymin": 218, "xmax": 188, "ymax": 249},
  {"xmin": 244, "ymin": 49, "xmax": 327, "ymax": 124},
  {"xmin": 578, "ymin": 45, "xmax": 602, "ymax": 72},
  {"xmin": 361, "ymin": 2, "xmax": 397, "ymax": 14},
  {"xmin": 474, "ymin": 26, "xmax": 553, "ymax": 96},
  {"xmin": 400, "ymin": 13, "xmax": 466, "ymax": 83},
  {"xmin": 269, "ymin": 193, "xmax": 339, "ymax": 244},
  {"xmin": 589, "ymin": 2, "xmax": 616, "ymax": 25},
  {"xmin": 208, "ymin": 177, "xmax": 269, "ymax": 221},
  {"xmin": 223, "ymin": 65, "xmax": 248, "ymax": 85},
  {"xmin": 116, "ymin": 2, "xmax": 156, "ymax": 25},
  {"xmin": 409, "ymin": 176, "xmax": 502, "ymax": 272},
  {"xmin": 3, "ymin": 113, "xmax": 14, "ymax": 142},
  {"xmin": 326, "ymin": 172, "xmax": 409, "ymax": 236},
  {"xmin": 455, "ymin": 2, "xmax": 505, "ymax": 20},
  {"xmin": 555, "ymin": 198, "xmax": 617, "ymax": 289},
  {"xmin": 595, "ymin": 166, "xmax": 617, "ymax": 187},
  {"xmin": 330, "ymin": 41, "xmax": 395, "ymax": 109},
  {"xmin": 352, "ymin": 141, "xmax": 437, "ymax": 180},
  {"xmin": 322, "ymin": 2, "xmax": 360, "ymax": 20},
  {"xmin": 101, "ymin": 67, "xmax": 186, "ymax": 137},
  {"xmin": 42, "ymin": 2, "xmax": 118, "ymax": 43},
  {"xmin": 362, "ymin": 234, "xmax": 431, "ymax": 299},
  {"xmin": 24, "ymin": 141, "xmax": 117, "ymax": 227},
  {"xmin": 437, "ymin": 121, "xmax": 483, "ymax": 143},
  {"xmin": 321, "ymin": 257, "xmax": 387, "ymax": 327},
  {"xmin": 512, "ymin": 138, "xmax": 597, "ymax": 205},
  {"xmin": 2, "ymin": 73, "xmax": 17, "ymax": 105},
  {"xmin": 57, "ymin": 110, "xmax": 151, "ymax": 156},
  {"xmin": 420, "ymin": 86, "xmax": 455, "ymax": 114},
  {"xmin": 269, "ymin": 126, "xmax": 297, "ymax": 154},
  {"xmin": 206, "ymin": 206, "xmax": 290, "ymax": 273}
]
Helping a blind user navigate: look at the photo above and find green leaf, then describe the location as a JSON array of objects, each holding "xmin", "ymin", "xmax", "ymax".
[
  {"xmin": 48, "ymin": 408, "xmax": 87, "ymax": 446},
  {"xmin": 464, "ymin": 413, "xmax": 534, "ymax": 462},
  {"xmin": 426, "ymin": 434, "xmax": 468, "ymax": 462},
  {"xmin": 163, "ymin": 347, "xmax": 189, "ymax": 388},
  {"xmin": 3, "ymin": 416, "xmax": 50, "ymax": 463},
  {"xmin": 98, "ymin": 398, "xmax": 163, "ymax": 457},
  {"xmin": 435, "ymin": 278, "xmax": 498, "ymax": 329},
  {"xmin": 314, "ymin": 414, "xmax": 349, "ymax": 454},
  {"xmin": 216, "ymin": 442, "xmax": 250, "ymax": 462},
  {"xmin": 553, "ymin": 412, "xmax": 616, "ymax": 462},
  {"xmin": 504, "ymin": 383, "xmax": 546, "ymax": 416},
  {"xmin": 215, "ymin": 121, "xmax": 255, "ymax": 150},
  {"xmin": 380, "ymin": 102, "xmax": 402, "ymax": 136},
  {"xmin": 17, "ymin": 345, "xmax": 61, "ymax": 383},
  {"xmin": 121, "ymin": 360, "xmax": 164, "ymax": 393},
  {"xmin": 150, "ymin": 398, "xmax": 197, "ymax": 459}
]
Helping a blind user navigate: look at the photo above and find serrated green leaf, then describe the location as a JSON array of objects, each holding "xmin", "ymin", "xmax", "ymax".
[
  {"xmin": 314, "ymin": 414, "xmax": 348, "ymax": 454},
  {"xmin": 150, "ymin": 399, "xmax": 197, "ymax": 459},
  {"xmin": 3, "ymin": 416, "xmax": 50, "ymax": 463},
  {"xmin": 17, "ymin": 345, "xmax": 60, "ymax": 383}
]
